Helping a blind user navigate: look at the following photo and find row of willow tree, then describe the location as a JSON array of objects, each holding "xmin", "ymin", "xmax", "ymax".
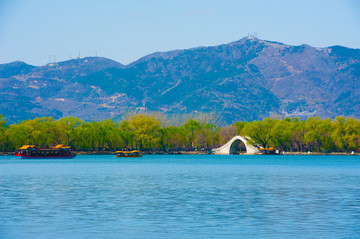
[{"xmin": 0, "ymin": 114, "xmax": 359, "ymax": 153}]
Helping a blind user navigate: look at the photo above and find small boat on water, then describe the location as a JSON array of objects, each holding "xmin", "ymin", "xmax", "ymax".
[
  {"xmin": 259, "ymin": 147, "xmax": 280, "ymax": 155},
  {"xmin": 14, "ymin": 144, "xmax": 76, "ymax": 159},
  {"xmin": 115, "ymin": 150, "xmax": 142, "ymax": 158}
]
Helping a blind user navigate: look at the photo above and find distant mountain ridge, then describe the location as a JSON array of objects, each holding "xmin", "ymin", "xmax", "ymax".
[{"xmin": 0, "ymin": 37, "xmax": 359, "ymax": 124}]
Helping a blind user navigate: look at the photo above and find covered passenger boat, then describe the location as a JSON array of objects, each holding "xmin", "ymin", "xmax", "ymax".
[
  {"xmin": 258, "ymin": 147, "xmax": 279, "ymax": 155},
  {"xmin": 14, "ymin": 144, "xmax": 76, "ymax": 159},
  {"xmin": 115, "ymin": 150, "xmax": 142, "ymax": 158}
]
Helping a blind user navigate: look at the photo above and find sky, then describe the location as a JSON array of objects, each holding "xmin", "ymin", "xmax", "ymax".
[{"xmin": 0, "ymin": 0, "xmax": 359, "ymax": 66}]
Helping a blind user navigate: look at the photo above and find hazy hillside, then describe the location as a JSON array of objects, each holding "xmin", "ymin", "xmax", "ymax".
[{"xmin": 0, "ymin": 38, "xmax": 359, "ymax": 124}]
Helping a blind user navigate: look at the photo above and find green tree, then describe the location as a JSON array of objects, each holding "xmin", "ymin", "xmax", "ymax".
[
  {"xmin": 56, "ymin": 116, "xmax": 83, "ymax": 148},
  {"xmin": 118, "ymin": 120, "xmax": 135, "ymax": 149},
  {"xmin": 101, "ymin": 119, "xmax": 122, "ymax": 151},
  {"xmin": 332, "ymin": 116, "xmax": 360, "ymax": 152},
  {"xmin": 129, "ymin": 114, "xmax": 161, "ymax": 150},
  {"xmin": 182, "ymin": 119, "xmax": 202, "ymax": 149},
  {"xmin": 304, "ymin": 117, "xmax": 333, "ymax": 152},
  {"xmin": 0, "ymin": 115, "xmax": 8, "ymax": 151},
  {"xmin": 289, "ymin": 118, "xmax": 307, "ymax": 152},
  {"xmin": 7, "ymin": 117, "xmax": 57, "ymax": 149},
  {"xmin": 194, "ymin": 123, "xmax": 220, "ymax": 150},
  {"xmin": 160, "ymin": 126, "xmax": 186, "ymax": 151},
  {"xmin": 233, "ymin": 121, "xmax": 247, "ymax": 135},
  {"xmin": 76, "ymin": 122, "xmax": 93, "ymax": 150},
  {"xmin": 270, "ymin": 119, "xmax": 292, "ymax": 151},
  {"xmin": 242, "ymin": 118, "xmax": 276, "ymax": 148},
  {"xmin": 89, "ymin": 121, "xmax": 103, "ymax": 150}
]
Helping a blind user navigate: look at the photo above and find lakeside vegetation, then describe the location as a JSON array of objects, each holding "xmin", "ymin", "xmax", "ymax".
[{"xmin": 0, "ymin": 114, "xmax": 359, "ymax": 153}]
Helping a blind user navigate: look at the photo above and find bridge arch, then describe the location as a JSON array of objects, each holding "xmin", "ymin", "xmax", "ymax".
[
  {"xmin": 212, "ymin": 136, "xmax": 258, "ymax": 155},
  {"xmin": 229, "ymin": 138, "xmax": 246, "ymax": 154}
]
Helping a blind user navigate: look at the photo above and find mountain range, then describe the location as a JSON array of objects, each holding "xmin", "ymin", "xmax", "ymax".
[{"xmin": 1, "ymin": 37, "xmax": 359, "ymax": 124}]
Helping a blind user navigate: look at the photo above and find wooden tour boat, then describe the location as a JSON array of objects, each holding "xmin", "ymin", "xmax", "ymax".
[
  {"xmin": 259, "ymin": 147, "xmax": 280, "ymax": 155},
  {"xmin": 115, "ymin": 150, "xmax": 142, "ymax": 158},
  {"xmin": 14, "ymin": 144, "xmax": 76, "ymax": 159}
]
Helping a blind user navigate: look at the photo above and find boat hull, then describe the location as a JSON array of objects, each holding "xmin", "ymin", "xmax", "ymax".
[
  {"xmin": 116, "ymin": 155, "xmax": 142, "ymax": 158},
  {"xmin": 14, "ymin": 153, "xmax": 76, "ymax": 159}
]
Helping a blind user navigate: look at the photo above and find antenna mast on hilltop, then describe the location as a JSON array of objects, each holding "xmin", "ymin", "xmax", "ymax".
[{"xmin": 248, "ymin": 32, "xmax": 258, "ymax": 39}]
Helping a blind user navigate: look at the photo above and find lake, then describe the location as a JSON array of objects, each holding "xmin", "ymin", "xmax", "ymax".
[{"xmin": 1, "ymin": 155, "xmax": 360, "ymax": 238}]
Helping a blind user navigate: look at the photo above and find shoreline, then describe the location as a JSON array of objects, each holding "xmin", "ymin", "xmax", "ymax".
[{"xmin": 2, "ymin": 151, "xmax": 359, "ymax": 156}]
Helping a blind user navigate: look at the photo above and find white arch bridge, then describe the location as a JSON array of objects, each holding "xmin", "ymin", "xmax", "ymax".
[{"xmin": 212, "ymin": 136, "xmax": 259, "ymax": 155}]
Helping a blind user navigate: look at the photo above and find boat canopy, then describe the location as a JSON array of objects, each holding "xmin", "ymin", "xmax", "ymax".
[
  {"xmin": 115, "ymin": 150, "xmax": 140, "ymax": 153},
  {"xmin": 19, "ymin": 145, "xmax": 39, "ymax": 150},
  {"xmin": 19, "ymin": 144, "xmax": 71, "ymax": 150},
  {"xmin": 259, "ymin": 147, "xmax": 276, "ymax": 151},
  {"xmin": 53, "ymin": 144, "xmax": 71, "ymax": 149}
]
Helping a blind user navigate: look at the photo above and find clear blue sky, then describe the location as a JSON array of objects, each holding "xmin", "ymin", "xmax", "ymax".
[{"xmin": 0, "ymin": 0, "xmax": 359, "ymax": 66}]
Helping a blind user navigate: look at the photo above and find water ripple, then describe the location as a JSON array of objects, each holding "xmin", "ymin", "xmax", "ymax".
[{"xmin": 1, "ymin": 155, "xmax": 360, "ymax": 238}]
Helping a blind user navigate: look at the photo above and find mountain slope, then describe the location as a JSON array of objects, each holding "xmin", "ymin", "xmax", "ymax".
[
  {"xmin": 251, "ymin": 42, "xmax": 360, "ymax": 117},
  {"xmin": 0, "ymin": 37, "xmax": 359, "ymax": 124}
]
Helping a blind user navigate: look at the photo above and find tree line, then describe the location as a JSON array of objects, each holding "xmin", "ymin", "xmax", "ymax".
[{"xmin": 0, "ymin": 114, "xmax": 359, "ymax": 153}]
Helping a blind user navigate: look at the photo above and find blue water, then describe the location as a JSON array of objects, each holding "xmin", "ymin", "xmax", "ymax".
[{"xmin": 1, "ymin": 155, "xmax": 360, "ymax": 238}]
